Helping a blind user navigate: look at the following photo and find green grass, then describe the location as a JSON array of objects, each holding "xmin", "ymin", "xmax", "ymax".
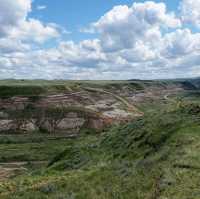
[
  {"xmin": 0, "ymin": 86, "xmax": 45, "ymax": 98},
  {"xmin": 0, "ymin": 79, "xmax": 200, "ymax": 198},
  {"xmin": 0, "ymin": 135, "xmax": 75, "ymax": 163},
  {"xmin": 0, "ymin": 79, "xmax": 178, "ymax": 98},
  {"xmin": 0, "ymin": 80, "xmax": 137, "ymax": 99},
  {"xmin": 1, "ymin": 102, "xmax": 200, "ymax": 199}
]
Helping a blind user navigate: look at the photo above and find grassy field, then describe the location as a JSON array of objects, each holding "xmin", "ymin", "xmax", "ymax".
[
  {"xmin": 0, "ymin": 79, "xmax": 186, "ymax": 98},
  {"xmin": 0, "ymin": 79, "xmax": 199, "ymax": 198},
  {"xmin": 0, "ymin": 136, "xmax": 75, "ymax": 163},
  {"xmin": 0, "ymin": 90, "xmax": 199, "ymax": 198}
]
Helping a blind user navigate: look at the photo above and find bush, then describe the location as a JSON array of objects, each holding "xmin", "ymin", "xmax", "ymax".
[{"xmin": 0, "ymin": 85, "xmax": 45, "ymax": 98}]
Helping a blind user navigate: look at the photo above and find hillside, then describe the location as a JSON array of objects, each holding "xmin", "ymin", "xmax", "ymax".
[
  {"xmin": 0, "ymin": 79, "xmax": 186, "ymax": 134},
  {"xmin": 0, "ymin": 79, "xmax": 199, "ymax": 198}
]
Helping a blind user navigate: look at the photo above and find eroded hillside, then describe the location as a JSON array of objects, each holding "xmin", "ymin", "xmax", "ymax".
[
  {"xmin": 0, "ymin": 79, "xmax": 199, "ymax": 199},
  {"xmin": 0, "ymin": 79, "xmax": 192, "ymax": 134}
]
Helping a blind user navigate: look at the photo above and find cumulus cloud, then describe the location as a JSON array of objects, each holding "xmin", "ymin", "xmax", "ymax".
[
  {"xmin": 162, "ymin": 29, "xmax": 200, "ymax": 58},
  {"xmin": 10, "ymin": 19, "xmax": 59, "ymax": 43},
  {"xmin": 0, "ymin": 0, "xmax": 200, "ymax": 80},
  {"xmin": 0, "ymin": 0, "xmax": 31, "ymax": 36},
  {"xmin": 37, "ymin": 5, "xmax": 47, "ymax": 10},
  {"xmin": 0, "ymin": 0, "xmax": 59, "ymax": 42},
  {"xmin": 0, "ymin": 38, "xmax": 30, "ymax": 53},
  {"xmin": 93, "ymin": 1, "xmax": 181, "ymax": 52},
  {"xmin": 180, "ymin": 0, "xmax": 200, "ymax": 28}
]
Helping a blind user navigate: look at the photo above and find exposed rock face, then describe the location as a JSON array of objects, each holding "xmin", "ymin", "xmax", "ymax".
[
  {"xmin": 0, "ymin": 120, "xmax": 13, "ymax": 132},
  {"xmin": 21, "ymin": 122, "xmax": 36, "ymax": 132},
  {"xmin": 0, "ymin": 120, "xmax": 37, "ymax": 133},
  {"xmin": 39, "ymin": 112, "xmax": 86, "ymax": 133},
  {"xmin": 86, "ymin": 118, "xmax": 105, "ymax": 130},
  {"xmin": 58, "ymin": 118, "xmax": 85, "ymax": 130},
  {"xmin": 103, "ymin": 109, "xmax": 132, "ymax": 119},
  {"xmin": 0, "ymin": 86, "xmax": 144, "ymax": 134},
  {"xmin": 0, "ymin": 114, "xmax": 105, "ymax": 134}
]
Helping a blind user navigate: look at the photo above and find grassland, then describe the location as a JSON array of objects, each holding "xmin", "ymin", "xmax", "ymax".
[
  {"xmin": 0, "ymin": 79, "xmax": 182, "ymax": 97},
  {"xmin": 0, "ymin": 95, "xmax": 198, "ymax": 197},
  {"xmin": 0, "ymin": 79, "xmax": 200, "ymax": 198},
  {"xmin": 0, "ymin": 135, "xmax": 75, "ymax": 163}
]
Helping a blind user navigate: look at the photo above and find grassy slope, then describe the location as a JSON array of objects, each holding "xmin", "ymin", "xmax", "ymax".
[
  {"xmin": 0, "ymin": 79, "xmax": 182, "ymax": 98},
  {"xmin": 0, "ymin": 79, "xmax": 199, "ymax": 198},
  {"xmin": 1, "ymin": 98, "xmax": 200, "ymax": 199},
  {"xmin": 0, "ymin": 136, "xmax": 75, "ymax": 163}
]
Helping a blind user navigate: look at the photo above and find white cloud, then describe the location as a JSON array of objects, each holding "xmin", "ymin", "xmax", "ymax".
[
  {"xmin": 0, "ymin": 0, "xmax": 200, "ymax": 80},
  {"xmin": 0, "ymin": 0, "xmax": 31, "ymax": 36},
  {"xmin": 119, "ymin": 41, "xmax": 157, "ymax": 63},
  {"xmin": 37, "ymin": 5, "xmax": 47, "ymax": 10},
  {"xmin": 10, "ymin": 19, "xmax": 60, "ymax": 43},
  {"xmin": 162, "ymin": 29, "xmax": 200, "ymax": 58},
  {"xmin": 0, "ymin": 0, "xmax": 59, "ymax": 43},
  {"xmin": 0, "ymin": 38, "xmax": 30, "ymax": 53},
  {"xmin": 93, "ymin": 1, "xmax": 181, "ymax": 52},
  {"xmin": 180, "ymin": 0, "xmax": 200, "ymax": 28}
]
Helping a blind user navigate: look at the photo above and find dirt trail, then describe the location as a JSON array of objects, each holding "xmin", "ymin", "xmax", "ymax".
[
  {"xmin": 0, "ymin": 161, "xmax": 47, "ymax": 167},
  {"xmin": 84, "ymin": 87, "xmax": 143, "ymax": 116},
  {"xmin": 164, "ymin": 93, "xmax": 177, "ymax": 103},
  {"xmin": 0, "ymin": 166, "xmax": 27, "ymax": 180},
  {"xmin": 0, "ymin": 161, "xmax": 47, "ymax": 181}
]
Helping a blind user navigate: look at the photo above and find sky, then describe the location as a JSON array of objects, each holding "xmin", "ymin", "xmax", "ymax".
[{"xmin": 0, "ymin": 0, "xmax": 200, "ymax": 80}]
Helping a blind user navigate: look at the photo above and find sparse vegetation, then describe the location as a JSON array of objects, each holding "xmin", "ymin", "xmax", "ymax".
[{"xmin": 0, "ymin": 79, "xmax": 200, "ymax": 198}]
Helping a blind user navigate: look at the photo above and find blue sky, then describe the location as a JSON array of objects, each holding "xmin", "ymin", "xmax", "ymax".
[
  {"xmin": 30, "ymin": 0, "xmax": 180, "ymax": 41},
  {"xmin": 0, "ymin": 0, "xmax": 200, "ymax": 80}
]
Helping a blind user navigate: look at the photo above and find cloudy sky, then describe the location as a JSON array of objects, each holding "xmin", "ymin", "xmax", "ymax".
[{"xmin": 0, "ymin": 0, "xmax": 200, "ymax": 80}]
